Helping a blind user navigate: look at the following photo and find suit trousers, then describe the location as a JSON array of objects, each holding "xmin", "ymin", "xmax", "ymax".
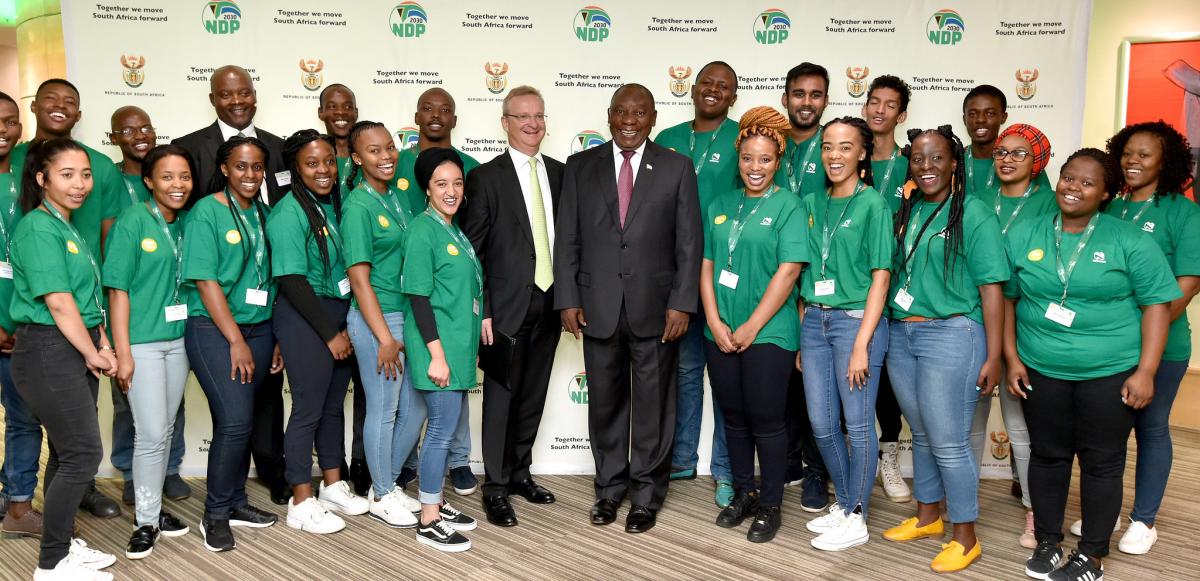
[{"xmin": 583, "ymin": 306, "xmax": 679, "ymax": 510}]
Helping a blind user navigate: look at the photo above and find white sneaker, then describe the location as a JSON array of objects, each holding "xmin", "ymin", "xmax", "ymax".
[
  {"xmin": 1118, "ymin": 519, "xmax": 1158, "ymax": 554},
  {"xmin": 878, "ymin": 442, "xmax": 912, "ymax": 503},
  {"xmin": 33, "ymin": 556, "xmax": 114, "ymax": 581},
  {"xmin": 811, "ymin": 512, "xmax": 869, "ymax": 551},
  {"xmin": 319, "ymin": 481, "xmax": 370, "ymax": 516},
  {"xmin": 1069, "ymin": 517, "xmax": 1121, "ymax": 537},
  {"xmin": 287, "ymin": 496, "xmax": 346, "ymax": 534},
  {"xmin": 67, "ymin": 538, "xmax": 116, "ymax": 570},
  {"xmin": 806, "ymin": 502, "xmax": 845, "ymax": 534},
  {"xmin": 369, "ymin": 488, "xmax": 418, "ymax": 528}
]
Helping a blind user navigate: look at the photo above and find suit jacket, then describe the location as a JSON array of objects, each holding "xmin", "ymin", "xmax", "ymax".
[
  {"xmin": 172, "ymin": 121, "xmax": 288, "ymax": 206},
  {"xmin": 461, "ymin": 150, "xmax": 564, "ymax": 338},
  {"xmin": 553, "ymin": 140, "xmax": 702, "ymax": 339}
]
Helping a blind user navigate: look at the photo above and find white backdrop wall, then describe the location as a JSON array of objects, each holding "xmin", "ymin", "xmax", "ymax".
[{"xmin": 59, "ymin": 0, "xmax": 1092, "ymax": 478}]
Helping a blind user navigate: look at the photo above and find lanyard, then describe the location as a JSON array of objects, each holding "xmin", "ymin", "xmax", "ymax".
[
  {"xmin": 360, "ymin": 183, "xmax": 408, "ymax": 230},
  {"xmin": 425, "ymin": 208, "xmax": 483, "ymax": 296},
  {"xmin": 122, "ymin": 174, "xmax": 141, "ymax": 206},
  {"xmin": 785, "ymin": 129, "xmax": 821, "ymax": 193},
  {"xmin": 726, "ymin": 186, "xmax": 778, "ymax": 269},
  {"xmin": 878, "ymin": 146, "xmax": 900, "ymax": 194},
  {"xmin": 688, "ymin": 123, "xmax": 724, "ymax": 177},
  {"xmin": 995, "ymin": 182, "xmax": 1037, "ymax": 235},
  {"xmin": 1118, "ymin": 193, "xmax": 1156, "ymax": 225},
  {"xmin": 0, "ymin": 175, "xmax": 15, "ymax": 260},
  {"xmin": 1053, "ymin": 212, "xmax": 1099, "ymax": 305},
  {"xmin": 966, "ymin": 155, "xmax": 995, "ymax": 194},
  {"xmin": 306, "ymin": 192, "xmax": 346, "ymax": 280},
  {"xmin": 818, "ymin": 181, "xmax": 866, "ymax": 277},
  {"xmin": 42, "ymin": 201, "xmax": 104, "ymax": 320},
  {"xmin": 341, "ymin": 157, "xmax": 353, "ymax": 181},
  {"xmin": 146, "ymin": 201, "xmax": 184, "ymax": 304},
  {"xmin": 225, "ymin": 190, "xmax": 267, "ymax": 289},
  {"xmin": 899, "ymin": 195, "xmax": 952, "ymax": 288}
]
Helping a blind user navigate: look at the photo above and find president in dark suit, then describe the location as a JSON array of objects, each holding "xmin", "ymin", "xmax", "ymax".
[
  {"xmin": 460, "ymin": 86, "xmax": 563, "ymax": 528},
  {"xmin": 554, "ymin": 84, "xmax": 702, "ymax": 533},
  {"xmin": 171, "ymin": 64, "xmax": 289, "ymax": 503}
]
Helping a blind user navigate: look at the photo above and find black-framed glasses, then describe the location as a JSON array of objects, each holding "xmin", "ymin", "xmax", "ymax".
[
  {"xmin": 504, "ymin": 114, "xmax": 547, "ymax": 124},
  {"xmin": 110, "ymin": 125, "xmax": 155, "ymax": 137},
  {"xmin": 992, "ymin": 148, "xmax": 1030, "ymax": 161}
]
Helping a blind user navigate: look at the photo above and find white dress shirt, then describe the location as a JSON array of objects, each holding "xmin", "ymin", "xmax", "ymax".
[
  {"xmin": 508, "ymin": 148, "xmax": 555, "ymax": 252},
  {"xmin": 611, "ymin": 140, "xmax": 647, "ymax": 187}
]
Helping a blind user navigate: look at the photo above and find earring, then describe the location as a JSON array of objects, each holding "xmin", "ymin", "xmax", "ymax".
[{"xmin": 859, "ymin": 167, "xmax": 866, "ymax": 179}]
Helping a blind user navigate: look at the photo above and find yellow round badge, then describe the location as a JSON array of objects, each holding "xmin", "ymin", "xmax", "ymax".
[
  {"xmin": 809, "ymin": 215, "xmax": 815, "ymax": 227},
  {"xmin": 140, "ymin": 238, "xmax": 158, "ymax": 253},
  {"xmin": 1027, "ymin": 248, "xmax": 1045, "ymax": 262},
  {"xmin": 714, "ymin": 215, "xmax": 727, "ymax": 225},
  {"xmin": 377, "ymin": 215, "xmax": 391, "ymax": 228},
  {"xmin": 447, "ymin": 243, "xmax": 460, "ymax": 256},
  {"xmin": 66, "ymin": 240, "xmax": 79, "ymax": 254},
  {"xmin": 225, "ymin": 230, "xmax": 242, "ymax": 244},
  {"xmin": 397, "ymin": 178, "xmax": 410, "ymax": 191}
]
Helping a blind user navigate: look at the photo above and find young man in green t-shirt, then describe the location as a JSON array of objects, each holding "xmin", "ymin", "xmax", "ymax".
[
  {"xmin": 318, "ymin": 84, "xmax": 359, "ymax": 181},
  {"xmin": 108, "ymin": 106, "xmax": 155, "ymax": 210},
  {"xmin": 775, "ymin": 63, "xmax": 829, "ymax": 199},
  {"xmin": 962, "ymin": 85, "xmax": 1009, "ymax": 196},
  {"xmin": 395, "ymin": 88, "xmax": 480, "ymax": 213}
]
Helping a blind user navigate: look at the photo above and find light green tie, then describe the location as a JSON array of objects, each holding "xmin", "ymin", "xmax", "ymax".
[{"xmin": 529, "ymin": 158, "xmax": 553, "ymax": 291}]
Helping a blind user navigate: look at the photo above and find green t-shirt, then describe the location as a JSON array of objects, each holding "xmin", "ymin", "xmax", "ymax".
[
  {"xmin": 10, "ymin": 208, "xmax": 104, "ymax": 328},
  {"xmin": 1105, "ymin": 193, "xmax": 1200, "ymax": 362},
  {"xmin": 181, "ymin": 194, "xmax": 275, "ymax": 325},
  {"xmin": 341, "ymin": 183, "xmax": 413, "ymax": 314},
  {"xmin": 774, "ymin": 132, "xmax": 826, "ymax": 198},
  {"xmin": 0, "ymin": 171, "xmax": 25, "ymax": 334},
  {"xmin": 102, "ymin": 202, "xmax": 185, "ymax": 343},
  {"xmin": 395, "ymin": 146, "xmax": 480, "ymax": 212},
  {"xmin": 965, "ymin": 154, "xmax": 1053, "ymax": 199},
  {"xmin": 1004, "ymin": 213, "xmax": 1181, "ymax": 380},
  {"xmin": 267, "ymin": 192, "xmax": 349, "ymax": 300},
  {"xmin": 703, "ymin": 188, "xmax": 808, "ymax": 350},
  {"xmin": 10, "ymin": 141, "xmax": 122, "ymax": 253},
  {"xmin": 973, "ymin": 181, "xmax": 1058, "ymax": 236},
  {"xmin": 870, "ymin": 148, "xmax": 908, "ymax": 214},
  {"xmin": 799, "ymin": 185, "xmax": 894, "ymax": 309},
  {"xmin": 655, "ymin": 119, "xmax": 740, "ymax": 215},
  {"xmin": 337, "ymin": 156, "xmax": 353, "ymax": 186},
  {"xmin": 114, "ymin": 168, "xmax": 153, "ymax": 213},
  {"xmin": 890, "ymin": 196, "xmax": 1009, "ymax": 322},
  {"xmin": 401, "ymin": 211, "xmax": 483, "ymax": 391}
]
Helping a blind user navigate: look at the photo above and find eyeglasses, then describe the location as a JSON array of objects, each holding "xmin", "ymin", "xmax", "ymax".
[
  {"xmin": 504, "ymin": 114, "xmax": 547, "ymax": 124},
  {"xmin": 992, "ymin": 148, "xmax": 1030, "ymax": 162},
  {"xmin": 110, "ymin": 125, "xmax": 156, "ymax": 137}
]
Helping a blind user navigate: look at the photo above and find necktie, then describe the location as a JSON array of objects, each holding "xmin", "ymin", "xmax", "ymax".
[
  {"xmin": 237, "ymin": 130, "xmax": 246, "ymax": 138},
  {"xmin": 618, "ymin": 150, "xmax": 634, "ymax": 227},
  {"xmin": 529, "ymin": 158, "xmax": 553, "ymax": 291}
]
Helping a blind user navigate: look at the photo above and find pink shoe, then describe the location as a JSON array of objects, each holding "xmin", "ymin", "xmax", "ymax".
[{"xmin": 1019, "ymin": 510, "xmax": 1037, "ymax": 549}]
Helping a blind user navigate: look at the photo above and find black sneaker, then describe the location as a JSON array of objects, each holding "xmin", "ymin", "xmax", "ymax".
[
  {"xmin": 200, "ymin": 517, "xmax": 235, "ymax": 552},
  {"xmin": 396, "ymin": 466, "xmax": 417, "ymax": 491},
  {"xmin": 122, "ymin": 480, "xmax": 134, "ymax": 506},
  {"xmin": 747, "ymin": 505, "xmax": 782, "ymax": 543},
  {"xmin": 1025, "ymin": 541, "xmax": 1064, "ymax": 579},
  {"xmin": 126, "ymin": 524, "xmax": 159, "ymax": 559},
  {"xmin": 158, "ymin": 512, "xmax": 190, "ymax": 537},
  {"xmin": 439, "ymin": 502, "xmax": 477, "ymax": 531},
  {"xmin": 715, "ymin": 490, "xmax": 759, "ymax": 528},
  {"xmin": 800, "ymin": 475, "xmax": 828, "ymax": 512},
  {"xmin": 416, "ymin": 518, "xmax": 471, "ymax": 552},
  {"xmin": 1047, "ymin": 551, "xmax": 1103, "ymax": 581},
  {"xmin": 450, "ymin": 467, "xmax": 478, "ymax": 496},
  {"xmin": 163, "ymin": 474, "xmax": 192, "ymax": 501},
  {"xmin": 229, "ymin": 505, "xmax": 277, "ymax": 528}
]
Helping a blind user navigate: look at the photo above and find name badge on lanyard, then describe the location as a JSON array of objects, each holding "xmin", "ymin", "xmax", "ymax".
[
  {"xmin": 338, "ymin": 277, "xmax": 351, "ymax": 297},
  {"xmin": 164, "ymin": 304, "xmax": 188, "ymax": 322},
  {"xmin": 814, "ymin": 279, "xmax": 836, "ymax": 297},
  {"xmin": 0, "ymin": 261, "xmax": 11, "ymax": 279},
  {"xmin": 719, "ymin": 269, "xmax": 739, "ymax": 289},
  {"xmin": 1044, "ymin": 302, "xmax": 1076, "ymax": 327},
  {"xmin": 473, "ymin": 298, "xmax": 481, "ymax": 316},
  {"xmin": 893, "ymin": 287, "xmax": 915, "ymax": 310},
  {"xmin": 245, "ymin": 288, "xmax": 269, "ymax": 307}
]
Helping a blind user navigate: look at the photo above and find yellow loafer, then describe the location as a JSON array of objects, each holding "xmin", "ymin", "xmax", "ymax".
[
  {"xmin": 930, "ymin": 540, "xmax": 981, "ymax": 573},
  {"xmin": 883, "ymin": 516, "xmax": 945, "ymax": 542}
]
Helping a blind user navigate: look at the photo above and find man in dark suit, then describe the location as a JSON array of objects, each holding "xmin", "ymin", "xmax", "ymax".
[
  {"xmin": 460, "ymin": 86, "xmax": 563, "ymax": 528},
  {"xmin": 172, "ymin": 64, "xmax": 289, "ymax": 504},
  {"xmin": 554, "ymin": 84, "xmax": 702, "ymax": 534}
]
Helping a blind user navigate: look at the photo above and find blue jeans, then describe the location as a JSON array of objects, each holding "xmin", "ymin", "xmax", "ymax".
[
  {"xmin": 418, "ymin": 390, "xmax": 465, "ymax": 505},
  {"xmin": 347, "ymin": 308, "xmax": 427, "ymax": 498},
  {"xmin": 1130, "ymin": 359, "xmax": 1188, "ymax": 526},
  {"xmin": 672, "ymin": 313, "xmax": 731, "ymax": 481},
  {"xmin": 401, "ymin": 398, "xmax": 471, "ymax": 472},
  {"xmin": 887, "ymin": 316, "xmax": 985, "ymax": 523},
  {"xmin": 111, "ymin": 379, "xmax": 186, "ymax": 481},
  {"xmin": 801, "ymin": 307, "xmax": 886, "ymax": 518},
  {"xmin": 1, "ymin": 353, "xmax": 43, "ymax": 502}
]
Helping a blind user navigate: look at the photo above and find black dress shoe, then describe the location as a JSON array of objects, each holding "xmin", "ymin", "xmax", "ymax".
[
  {"xmin": 590, "ymin": 498, "xmax": 619, "ymax": 525},
  {"xmin": 624, "ymin": 505, "xmax": 657, "ymax": 533},
  {"xmin": 507, "ymin": 479, "xmax": 556, "ymax": 504},
  {"xmin": 747, "ymin": 505, "xmax": 781, "ymax": 543},
  {"xmin": 269, "ymin": 486, "xmax": 292, "ymax": 506},
  {"xmin": 79, "ymin": 483, "xmax": 122, "ymax": 519},
  {"xmin": 483, "ymin": 495, "xmax": 518, "ymax": 527},
  {"xmin": 715, "ymin": 490, "xmax": 759, "ymax": 528},
  {"xmin": 349, "ymin": 459, "xmax": 372, "ymax": 497}
]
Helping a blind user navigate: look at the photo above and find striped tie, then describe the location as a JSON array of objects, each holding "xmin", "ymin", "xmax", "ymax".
[{"xmin": 529, "ymin": 158, "xmax": 553, "ymax": 291}]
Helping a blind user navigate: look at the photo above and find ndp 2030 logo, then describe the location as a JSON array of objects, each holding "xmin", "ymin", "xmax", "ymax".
[
  {"xmin": 574, "ymin": 6, "xmax": 611, "ymax": 43},
  {"xmin": 202, "ymin": 1, "xmax": 241, "ymax": 35},
  {"xmin": 570, "ymin": 130, "xmax": 606, "ymax": 154},
  {"xmin": 753, "ymin": 8, "xmax": 790, "ymax": 45},
  {"xmin": 927, "ymin": 8, "xmax": 965, "ymax": 46},
  {"xmin": 390, "ymin": 2, "xmax": 428, "ymax": 39}
]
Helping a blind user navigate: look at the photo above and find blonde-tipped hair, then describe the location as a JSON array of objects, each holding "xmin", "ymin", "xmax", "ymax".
[{"xmin": 736, "ymin": 106, "xmax": 791, "ymax": 155}]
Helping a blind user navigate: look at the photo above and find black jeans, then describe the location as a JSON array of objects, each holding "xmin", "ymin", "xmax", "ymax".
[
  {"xmin": 1023, "ymin": 366, "xmax": 1136, "ymax": 558},
  {"xmin": 275, "ymin": 295, "xmax": 354, "ymax": 486},
  {"xmin": 705, "ymin": 341, "xmax": 794, "ymax": 507},
  {"xmin": 785, "ymin": 367, "xmax": 827, "ymax": 481},
  {"xmin": 876, "ymin": 362, "xmax": 903, "ymax": 443},
  {"xmin": 185, "ymin": 316, "xmax": 275, "ymax": 518},
  {"xmin": 12, "ymin": 324, "xmax": 103, "ymax": 569}
]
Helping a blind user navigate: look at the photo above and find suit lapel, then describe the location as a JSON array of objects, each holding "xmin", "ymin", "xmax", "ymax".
[
  {"xmin": 621, "ymin": 142, "xmax": 658, "ymax": 229},
  {"xmin": 596, "ymin": 144, "xmax": 621, "ymax": 230},
  {"xmin": 498, "ymin": 152, "xmax": 534, "ymax": 247},
  {"xmin": 547, "ymin": 158, "xmax": 563, "ymax": 216}
]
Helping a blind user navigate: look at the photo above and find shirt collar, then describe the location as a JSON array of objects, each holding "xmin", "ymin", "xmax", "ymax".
[
  {"xmin": 507, "ymin": 147, "xmax": 544, "ymax": 169},
  {"xmin": 217, "ymin": 118, "xmax": 257, "ymax": 141},
  {"xmin": 612, "ymin": 140, "xmax": 647, "ymax": 159}
]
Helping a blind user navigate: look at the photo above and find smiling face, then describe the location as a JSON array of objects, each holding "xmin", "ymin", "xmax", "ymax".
[
  {"xmin": 994, "ymin": 133, "xmax": 1034, "ymax": 185},
  {"xmin": 351, "ymin": 126, "xmax": 399, "ymax": 185},
  {"xmin": 501, "ymin": 93, "xmax": 546, "ymax": 155},
  {"xmin": 1056, "ymin": 156, "xmax": 1109, "ymax": 219},
  {"xmin": 1120, "ymin": 132, "xmax": 1163, "ymax": 194},
  {"xmin": 909, "ymin": 133, "xmax": 958, "ymax": 197},
  {"xmin": 963, "ymin": 94, "xmax": 1007, "ymax": 149},
  {"xmin": 209, "ymin": 68, "xmax": 257, "ymax": 130},
  {"xmin": 110, "ymin": 107, "xmax": 156, "ymax": 163},
  {"xmin": 862, "ymin": 86, "xmax": 906, "ymax": 136},
  {"xmin": 38, "ymin": 149, "xmax": 92, "ymax": 212},
  {"xmin": 219, "ymin": 143, "xmax": 265, "ymax": 202},
  {"xmin": 0, "ymin": 100, "xmax": 20, "ymax": 159},
  {"xmin": 298, "ymin": 139, "xmax": 337, "ymax": 196},
  {"xmin": 692, "ymin": 63, "xmax": 737, "ymax": 120},
  {"xmin": 781, "ymin": 75, "xmax": 828, "ymax": 133},
  {"xmin": 414, "ymin": 89, "xmax": 457, "ymax": 142},
  {"xmin": 318, "ymin": 86, "xmax": 358, "ymax": 140},
  {"xmin": 426, "ymin": 161, "xmax": 465, "ymax": 218},
  {"xmin": 608, "ymin": 86, "xmax": 657, "ymax": 151},
  {"xmin": 821, "ymin": 122, "xmax": 866, "ymax": 187},
  {"xmin": 31, "ymin": 82, "xmax": 81, "ymax": 138},
  {"xmin": 738, "ymin": 135, "xmax": 780, "ymax": 195},
  {"xmin": 146, "ymin": 154, "xmax": 192, "ymax": 213}
]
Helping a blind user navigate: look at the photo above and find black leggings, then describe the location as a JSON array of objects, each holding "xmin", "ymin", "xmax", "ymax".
[
  {"xmin": 876, "ymin": 361, "xmax": 903, "ymax": 443},
  {"xmin": 12, "ymin": 324, "xmax": 103, "ymax": 570},
  {"xmin": 276, "ymin": 295, "xmax": 354, "ymax": 486},
  {"xmin": 705, "ymin": 340, "xmax": 794, "ymax": 507},
  {"xmin": 1023, "ymin": 366, "xmax": 1136, "ymax": 558}
]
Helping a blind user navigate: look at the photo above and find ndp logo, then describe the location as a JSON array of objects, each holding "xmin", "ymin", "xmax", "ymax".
[
  {"xmin": 574, "ymin": 6, "xmax": 611, "ymax": 43},
  {"xmin": 927, "ymin": 9, "xmax": 965, "ymax": 46},
  {"xmin": 570, "ymin": 130, "xmax": 606, "ymax": 154},
  {"xmin": 753, "ymin": 8, "xmax": 790, "ymax": 45},
  {"xmin": 202, "ymin": 1, "xmax": 241, "ymax": 35},
  {"xmin": 568, "ymin": 372, "xmax": 588, "ymax": 405},
  {"xmin": 394, "ymin": 127, "xmax": 420, "ymax": 150},
  {"xmin": 390, "ymin": 2, "xmax": 428, "ymax": 39}
]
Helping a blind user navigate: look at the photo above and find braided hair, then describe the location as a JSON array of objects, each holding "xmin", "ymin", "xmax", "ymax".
[
  {"xmin": 894, "ymin": 125, "xmax": 967, "ymax": 279},
  {"xmin": 284, "ymin": 129, "xmax": 342, "ymax": 274},
  {"xmin": 821, "ymin": 116, "xmax": 875, "ymax": 189},
  {"xmin": 736, "ymin": 106, "xmax": 790, "ymax": 155},
  {"xmin": 1106, "ymin": 120, "xmax": 1194, "ymax": 203},
  {"xmin": 20, "ymin": 138, "xmax": 88, "ymax": 214},
  {"xmin": 344, "ymin": 120, "xmax": 389, "ymax": 191},
  {"xmin": 213, "ymin": 135, "xmax": 271, "ymax": 269}
]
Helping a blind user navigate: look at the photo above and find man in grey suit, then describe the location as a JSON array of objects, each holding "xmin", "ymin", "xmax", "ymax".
[{"xmin": 554, "ymin": 84, "xmax": 702, "ymax": 534}]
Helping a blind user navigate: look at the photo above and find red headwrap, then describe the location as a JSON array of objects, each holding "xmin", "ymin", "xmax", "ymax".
[{"xmin": 996, "ymin": 123, "xmax": 1052, "ymax": 177}]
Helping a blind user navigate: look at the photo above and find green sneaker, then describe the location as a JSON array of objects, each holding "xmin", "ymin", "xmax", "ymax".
[
  {"xmin": 715, "ymin": 480, "xmax": 735, "ymax": 508},
  {"xmin": 669, "ymin": 467, "xmax": 697, "ymax": 481}
]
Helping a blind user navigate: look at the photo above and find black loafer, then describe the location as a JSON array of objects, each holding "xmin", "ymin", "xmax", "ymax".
[
  {"xmin": 590, "ymin": 498, "xmax": 619, "ymax": 525},
  {"xmin": 483, "ymin": 495, "xmax": 518, "ymax": 527},
  {"xmin": 79, "ymin": 483, "xmax": 122, "ymax": 519},
  {"xmin": 625, "ymin": 505, "xmax": 657, "ymax": 533},
  {"xmin": 508, "ymin": 479, "xmax": 556, "ymax": 504}
]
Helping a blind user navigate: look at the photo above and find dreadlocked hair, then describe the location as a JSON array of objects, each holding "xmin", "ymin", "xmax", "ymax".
[
  {"xmin": 213, "ymin": 135, "xmax": 271, "ymax": 271},
  {"xmin": 20, "ymin": 138, "xmax": 88, "ymax": 214},
  {"xmin": 1062, "ymin": 148, "xmax": 1122, "ymax": 212},
  {"xmin": 1106, "ymin": 120, "xmax": 1194, "ymax": 202},
  {"xmin": 821, "ymin": 116, "xmax": 875, "ymax": 189},
  {"xmin": 736, "ymin": 106, "xmax": 790, "ymax": 155},
  {"xmin": 895, "ymin": 125, "xmax": 967, "ymax": 280},
  {"xmin": 344, "ymin": 120, "xmax": 388, "ymax": 191},
  {"xmin": 284, "ymin": 129, "xmax": 342, "ymax": 274}
]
